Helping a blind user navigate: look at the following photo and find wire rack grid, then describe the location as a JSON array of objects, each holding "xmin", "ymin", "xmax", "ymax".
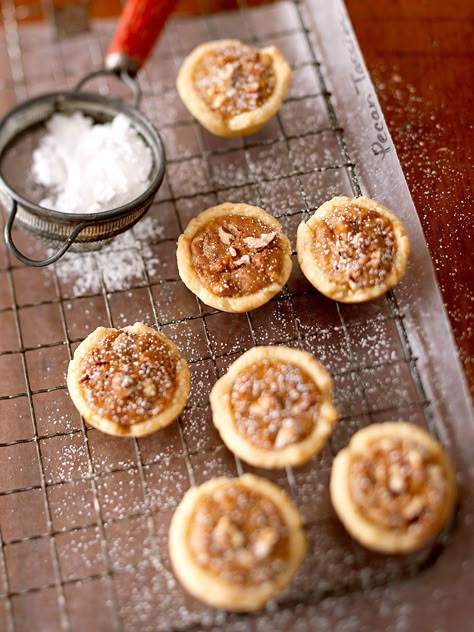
[{"xmin": 0, "ymin": 1, "xmax": 445, "ymax": 630}]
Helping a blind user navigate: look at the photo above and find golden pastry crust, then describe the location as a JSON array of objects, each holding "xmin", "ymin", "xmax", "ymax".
[
  {"xmin": 296, "ymin": 196, "xmax": 410, "ymax": 303},
  {"xmin": 176, "ymin": 202, "xmax": 292, "ymax": 313},
  {"xmin": 169, "ymin": 474, "xmax": 306, "ymax": 611},
  {"xmin": 176, "ymin": 39, "xmax": 291, "ymax": 137},
  {"xmin": 67, "ymin": 322, "xmax": 190, "ymax": 437},
  {"xmin": 330, "ymin": 422, "xmax": 457, "ymax": 554},
  {"xmin": 210, "ymin": 346, "xmax": 338, "ymax": 468}
]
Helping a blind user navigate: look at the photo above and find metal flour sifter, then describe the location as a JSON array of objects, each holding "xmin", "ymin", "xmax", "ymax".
[{"xmin": 0, "ymin": 0, "xmax": 178, "ymax": 266}]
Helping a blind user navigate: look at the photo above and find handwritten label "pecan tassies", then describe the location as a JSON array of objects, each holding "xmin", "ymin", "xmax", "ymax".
[{"xmin": 339, "ymin": 11, "xmax": 391, "ymax": 160}]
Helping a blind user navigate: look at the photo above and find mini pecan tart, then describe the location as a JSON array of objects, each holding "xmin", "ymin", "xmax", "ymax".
[
  {"xmin": 176, "ymin": 39, "xmax": 291, "ymax": 137},
  {"xmin": 330, "ymin": 422, "xmax": 457, "ymax": 554},
  {"xmin": 210, "ymin": 346, "xmax": 338, "ymax": 468},
  {"xmin": 177, "ymin": 202, "xmax": 292, "ymax": 313},
  {"xmin": 169, "ymin": 474, "xmax": 306, "ymax": 611},
  {"xmin": 67, "ymin": 322, "xmax": 190, "ymax": 437},
  {"xmin": 296, "ymin": 196, "xmax": 410, "ymax": 303}
]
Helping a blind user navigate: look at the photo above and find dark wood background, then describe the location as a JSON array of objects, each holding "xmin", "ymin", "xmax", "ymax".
[{"xmin": 344, "ymin": 0, "xmax": 474, "ymax": 397}]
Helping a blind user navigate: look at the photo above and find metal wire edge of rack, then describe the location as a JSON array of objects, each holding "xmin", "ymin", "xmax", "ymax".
[{"xmin": 0, "ymin": 0, "xmax": 442, "ymax": 630}]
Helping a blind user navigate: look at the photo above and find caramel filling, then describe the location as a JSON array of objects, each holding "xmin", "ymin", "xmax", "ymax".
[
  {"xmin": 193, "ymin": 43, "xmax": 276, "ymax": 118},
  {"xmin": 313, "ymin": 204, "xmax": 397, "ymax": 290},
  {"xmin": 188, "ymin": 482, "xmax": 290, "ymax": 584},
  {"xmin": 190, "ymin": 215, "xmax": 285, "ymax": 297},
  {"xmin": 350, "ymin": 436, "xmax": 449, "ymax": 536},
  {"xmin": 78, "ymin": 329, "xmax": 179, "ymax": 426},
  {"xmin": 230, "ymin": 359, "xmax": 320, "ymax": 449}
]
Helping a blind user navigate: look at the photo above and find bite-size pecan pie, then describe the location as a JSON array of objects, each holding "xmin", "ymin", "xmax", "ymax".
[
  {"xmin": 169, "ymin": 474, "xmax": 306, "ymax": 611},
  {"xmin": 67, "ymin": 322, "xmax": 190, "ymax": 437},
  {"xmin": 296, "ymin": 196, "xmax": 410, "ymax": 302},
  {"xmin": 330, "ymin": 422, "xmax": 457, "ymax": 553},
  {"xmin": 210, "ymin": 346, "xmax": 338, "ymax": 467},
  {"xmin": 176, "ymin": 202, "xmax": 292, "ymax": 312},
  {"xmin": 176, "ymin": 39, "xmax": 291, "ymax": 137}
]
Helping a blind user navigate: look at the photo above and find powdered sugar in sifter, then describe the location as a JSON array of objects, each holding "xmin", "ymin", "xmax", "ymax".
[{"xmin": 0, "ymin": 0, "xmax": 178, "ymax": 266}]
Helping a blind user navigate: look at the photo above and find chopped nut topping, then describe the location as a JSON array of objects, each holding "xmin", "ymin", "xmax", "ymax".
[
  {"xmin": 388, "ymin": 463, "xmax": 408, "ymax": 494},
  {"xmin": 402, "ymin": 495, "xmax": 425, "ymax": 521},
  {"xmin": 234, "ymin": 254, "xmax": 250, "ymax": 267},
  {"xmin": 212, "ymin": 93, "xmax": 226, "ymax": 109},
  {"xmin": 111, "ymin": 374, "xmax": 133, "ymax": 399},
  {"xmin": 244, "ymin": 81, "xmax": 260, "ymax": 93},
  {"xmin": 230, "ymin": 359, "xmax": 320, "ymax": 449},
  {"xmin": 190, "ymin": 215, "xmax": 284, "ymax": 297},
  {"xmin": 274, "ymin": 420, "xmax": 302, "ymax": 449},
  {"xmin": 220, "ymin": 63, "xmax": 234, "ymax": 80},
  {"xmin": 193, "ymin": 43, "xmax": 276, "ymax": 119},
  {"xmin": 313, "ymin": 204, "xmax": 397, "ymax": 290},
  {"xmin": 243, "ymin": 232, "xmax": 276, "ymax": 250},
  {"xmin": 78, "ymin": 329, "xmax": 179, "ymax": 426},
  {"xmin": 212, "ymin": 516, "xmax": 245, "ymax": 548},
  {"xmin": 253, "ymin": 526, "xmax": 278, "ymax": 559},
  {"xmin": 218, "ymin": 225, "xmax": 234, "ymax": 245},
  {"xmin": 188, "ymin": 482, "xmax": 289, "ymax": 584},
  {"xmin": 143, "ymin": 378, "xmax": 157, "ymax": 398},
  {"xmin": 226, "ymin": 223, "xmax": 240, "ymax": 236},
  {"xmin": 350, "ymin": 436, "xmax": 450, "ymax": 536}
]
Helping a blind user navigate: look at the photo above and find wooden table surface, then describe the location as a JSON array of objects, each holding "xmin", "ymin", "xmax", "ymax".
[{"xmin": 344, "ymin": 0, "xmax": 474, "ymax": 398}]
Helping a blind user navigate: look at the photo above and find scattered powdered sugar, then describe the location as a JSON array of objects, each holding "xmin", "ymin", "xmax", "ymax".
[
  {"xmin": 41, "ymin": 436, "xmax": 90, "ymax": 483},
  {"xmin": 53, "ymin": 216, "xmax": 165, "ymax": 296},
  {"xmin": 371, "ymin": 67, "xmax": 473, "ymax": 387},
  {"xmin": 32, "ymin": 112, "xmax": 153, "ymax": 213}
]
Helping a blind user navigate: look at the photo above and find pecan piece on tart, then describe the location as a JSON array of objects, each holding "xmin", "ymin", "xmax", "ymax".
[
  {"xmin": 210, "ymin": 346, "xmax": 338, "ymax": 468},
  {"xmin": 169, "ymin": 474, "xmax": 305, "ymax": 611},
  {"xmin": 296, "ymin": 196, "xmax": 410, "ymax": 303},
  {"xmin": 330, "ymin": 422, "xmax": 457, "ymax": 554},
  {"xmin": 176, "ymin": 202, "xmax": 292, "ymax": 313},
  {"xmin": 176, "ymin": 39, "xmax": 291, "ymax": 137},
  {"xmin": 67, "ymin": 322, "xmax": 190, "ymax": 437}
]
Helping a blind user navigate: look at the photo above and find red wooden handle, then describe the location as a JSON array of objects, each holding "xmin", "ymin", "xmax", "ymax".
[{"xmin": 106, "ymin": 0, "xmax": 178, "ymax": 73}]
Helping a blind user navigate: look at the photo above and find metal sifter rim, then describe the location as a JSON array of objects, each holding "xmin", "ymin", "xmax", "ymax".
[
  {"xmin": 0, "ymin": 0, "xmax": 177, "ymax": 266},
  {"xmin": 0, "ymin": 87, "xmax": 166, "ymax": 223}
]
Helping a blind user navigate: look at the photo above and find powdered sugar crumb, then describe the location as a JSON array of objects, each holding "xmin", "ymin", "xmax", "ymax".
[{"xmin": 53, "ymin": 216, "xmax": 166, "ymax": 296}]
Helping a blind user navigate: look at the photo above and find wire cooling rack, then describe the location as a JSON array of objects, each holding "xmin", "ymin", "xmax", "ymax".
[{"xmin": 0, "ymin": 1, "xmax": 471, "ymax": 630}]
